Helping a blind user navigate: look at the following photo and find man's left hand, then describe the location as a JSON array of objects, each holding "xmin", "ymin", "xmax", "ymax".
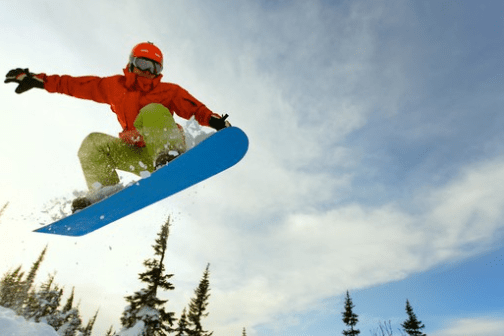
[{"xmin": 209, "ymin": 114, "xmax": 231, "ymax": 130}]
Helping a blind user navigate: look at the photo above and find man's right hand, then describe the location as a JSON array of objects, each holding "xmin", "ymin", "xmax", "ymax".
[{"xmin": 5, "ymin": 68, "xmax": 45, "ymax": 94}]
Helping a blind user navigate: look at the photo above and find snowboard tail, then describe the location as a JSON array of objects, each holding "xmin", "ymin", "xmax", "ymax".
[{"xmin": 34, "ymin": 126, "xmax": 248, "ymax": 236}]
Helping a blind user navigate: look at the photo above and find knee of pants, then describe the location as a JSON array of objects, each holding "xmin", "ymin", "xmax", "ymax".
[
  {"xmin": 135, "ymin": 103, "xmax": 175, "ymax": 129},
  {"xmin": 138, "ymin": 103, "xmax": 172, "ymax": 120},
  {"xmin": 140, "ymin": 103, "xmax": 170, "ymax": 114},
  {"xmin": 78, "ymin": 132, "xmax": 110, "ymax": 159}
]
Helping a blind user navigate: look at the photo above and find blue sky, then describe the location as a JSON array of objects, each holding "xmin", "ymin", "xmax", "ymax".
[
  {"xmin": 0, "ymin": 0, "xmax": 504, "ymax": 335},
  {"xmin": 257, "ymin": 245, "xmax": 504, "ymax": 335}
]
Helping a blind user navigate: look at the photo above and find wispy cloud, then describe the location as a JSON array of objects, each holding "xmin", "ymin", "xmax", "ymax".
[
  {"xmin": 431, "ymin": 316, "xmax": 504, "ymax": 336},
  {"xmin": 164, "ymin": 155, "xmax": 504, "ymax": 332}
]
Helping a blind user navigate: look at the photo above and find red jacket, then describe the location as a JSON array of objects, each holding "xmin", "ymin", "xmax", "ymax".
[{"xmin": 42, "ymin": 68, "xmax": 215, "ymax": 146}]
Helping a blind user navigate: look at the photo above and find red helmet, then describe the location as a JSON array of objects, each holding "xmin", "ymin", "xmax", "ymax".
[{"xmin": 130, "ymin": 42, "xmax": 163, "ymax": 66}]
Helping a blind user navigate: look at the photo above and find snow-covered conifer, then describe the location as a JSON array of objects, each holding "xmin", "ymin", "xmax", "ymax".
[
  {"xmin": 1, "ymin": 246, "xmax": 96, "ymax": 336},
  {"xmin": 0, "ymin": 246, "xmax": 48, "ymax": 316},
  {"xmin": 50, "ymin": 287, "xmax": 83, "ymax": 336},
  {"xmin": 24, "ymin": 274, "xmax": 63, "ymax": 324},
  {"xmin": 118, "ymin": 218, "xmax": 176, "ymax": 335}
]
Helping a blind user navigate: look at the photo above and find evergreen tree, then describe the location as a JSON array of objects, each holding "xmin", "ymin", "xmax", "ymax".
[
  {"xmin": 79, "ymin": 309, "xmax": 99, "ymax": 336},
  {"xmin": 186, "ymin": 264, "xmax": 213, "ymax": 336},
  {"xmin": 0, "ymin": 247, "xmax": 47, "ymax": 314},
  {"xmin": 174, "ymin": 307, "xmax": 189, "ymax": 336},
  {"xmin": 0, "ymin": 202, "xmax": 8, "ymax": 220},
  {"xmin": 16, "ymin": 246, "xmax": 47, "ymax": 314},
  {"xmin": 0, "ymin": 265, "xmax": 24, "ymax": 309},
  {"xmin": 47, "ymin": 287, "xmax": 72, "ymax": 331},
  {"xmin": 24, "ymin": 273, "xmax": 63, "ymax": 324},
  {"xmin": 342, "ymin": 291, "xmax": 360, "ymax": 336},
  {"xmin": 242, "ymin": 327, "xmax": 247, "ymax": 336},
  {"xmin": 50, "ymin": 287, "xmax": 82, "ymax": 335},
  {"xmin": 104, "ymin": 325, "xmax": 115, "ymax": 336},
  {"xmin": 118, "ymin": 218, "xmax": 176, "ymax": 335},
  {"xmin": 401, "ymin": 300, "xmax": 426, "ymax": 336},
  {"xmin": 21, "ymin": 286, "xmax": 40, "ymax": 321},
  {"xmin": 0, "ymin": 246, "xmax": 96, "ymax": 336}
]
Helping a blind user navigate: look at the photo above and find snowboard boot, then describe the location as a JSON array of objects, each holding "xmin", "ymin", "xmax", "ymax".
[
  {"xmin": 154, "ymin": 150, "xmax": 181, "ymax": 170},
  {"xmin": 71, "ymin": 184, "xmax": 123, "ymax": 213},
  {"xmin": 71, "ymin": 196, "xmax": 92, "ymax": 213}
]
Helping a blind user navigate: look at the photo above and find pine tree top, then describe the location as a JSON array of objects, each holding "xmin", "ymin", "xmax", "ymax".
[
  {"xmin": 342, "ymin": 291, "xmax": 360, "ymax": 336},
  {"xmin": 401, "ymin": 300, "xmax": 426, "ymax": 336},
  {"xmin": 186, "ymin": 263, "xmax": 213, "ymax": 336}
]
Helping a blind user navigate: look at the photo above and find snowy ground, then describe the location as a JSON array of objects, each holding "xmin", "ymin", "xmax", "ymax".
[{"xmin": 0, "ymin": 306, "xmax": 58, "ymax": 336}]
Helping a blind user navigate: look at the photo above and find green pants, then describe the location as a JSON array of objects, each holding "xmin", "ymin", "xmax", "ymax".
[{"xmin": 77, "ymin": 103, "xmax": 186, "ymax": 189}]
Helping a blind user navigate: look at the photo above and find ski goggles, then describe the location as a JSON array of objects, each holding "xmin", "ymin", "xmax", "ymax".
[{"xmin": 130, "ymin": 56, "xmax": 163, "ymax": 75}]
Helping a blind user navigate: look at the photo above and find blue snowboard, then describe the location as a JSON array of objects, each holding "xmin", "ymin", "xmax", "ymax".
[{"xmin": 34, "ymin": 126, "xmax": 248, "ymax": 236}]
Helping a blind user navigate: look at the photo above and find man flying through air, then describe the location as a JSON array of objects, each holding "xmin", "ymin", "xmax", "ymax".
[{"xmin": 5, "ymin": 42, "xmax": 230, "ymax": 212}]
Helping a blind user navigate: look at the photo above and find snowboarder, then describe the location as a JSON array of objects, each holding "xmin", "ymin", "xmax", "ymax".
[{"xmin": 5, "ymin": 42, "xmax": 230, "ymax": 212}]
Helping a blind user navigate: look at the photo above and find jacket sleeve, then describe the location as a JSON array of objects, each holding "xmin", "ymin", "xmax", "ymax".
[
  {"xmin": 168, "ymin": 85, "xmax": 216, "ymax": 126},
  {"xmin": 42, "ymin": 74, "xmax": 117, "ymax": 104}
]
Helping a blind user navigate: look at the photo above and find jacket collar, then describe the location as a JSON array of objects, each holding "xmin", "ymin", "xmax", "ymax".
[{"xmin": 123, "ymin": 67, "xmax": 163, "ymax": 92}]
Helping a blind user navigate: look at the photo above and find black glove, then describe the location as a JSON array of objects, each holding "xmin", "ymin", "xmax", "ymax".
[
  {"xmin": 5, "ymin": 68, "xmax": 45, "ymax": 94},
  {"xmin": 209, "ymin": 114, "xmax": 231, "ymax": 130}
]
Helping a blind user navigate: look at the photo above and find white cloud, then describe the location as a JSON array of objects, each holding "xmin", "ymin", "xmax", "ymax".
[
  {"xmin": 1, "ymin": 1, "xmax": 504, "ymax": 335},
  {"xmin": 421, "ymin": 159, "xmax": 504, "ymax": 256},
  {"xmin": 166, "ymin": 156, "xmax": 504, "ymax": 333},
  {"xmin": 431, "ymin": 316, "xmax": 504, "ymax": 336}
]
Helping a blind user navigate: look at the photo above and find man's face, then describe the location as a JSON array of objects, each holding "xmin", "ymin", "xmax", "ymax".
[{"xmin": 132, "ymin": 66, "xmax": 157, "ymax": 79}]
